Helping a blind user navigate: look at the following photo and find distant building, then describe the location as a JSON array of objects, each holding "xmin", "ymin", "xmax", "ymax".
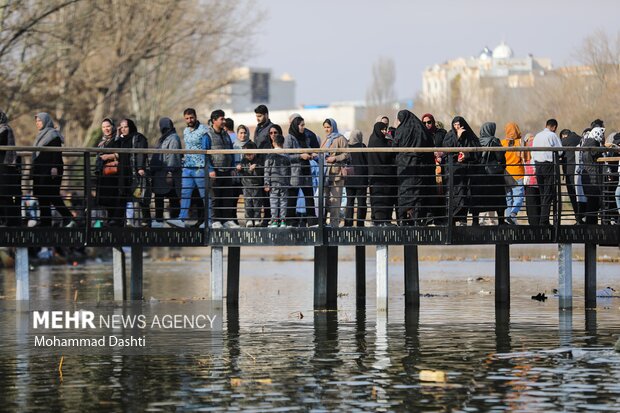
[
  {"xmin": 214, "ymin": 67, "xmax": 296, "ymax": 113},
  {"xmin": 421, "ymin": 42, "xmax": 553, "ymax": 124}
]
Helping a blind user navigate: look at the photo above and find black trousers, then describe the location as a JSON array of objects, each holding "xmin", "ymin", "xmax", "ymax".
[
  {"xmin": 369, "ymin": 179, "xmax": 396, "ymax": 224},
  {"xmin": 0, "ymin": 165, "xmax": 21, "ymax": 226},
  {"xmin": 535, "ymin": 162, "xmax": 555, "ymax": 225},
  {"xmin": 345, "ymin": 186, "xmax": 367, "ymax": 227},
  {"xmin": 564, "ymin": 171, "xmax": 582, "ymax": 222},
  {"xmin": 581, "ymin": 172, "xmax": 601, "ymax": 225},
  {"xmin": 154, "ymin": 189, "xmax": 180, "ymax": 221},
  {"xmin": 213, "ymin": 170, "xmax": 236, "ymax": 222},
  {"xmin": 525, "ymin": 186, "xmax": 541, "ymax": 226}
]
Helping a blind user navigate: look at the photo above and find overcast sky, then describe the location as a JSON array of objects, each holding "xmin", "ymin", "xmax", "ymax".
[{"xmin": 247, "ymin": 0, "xmax": 619, "ymax": 105}]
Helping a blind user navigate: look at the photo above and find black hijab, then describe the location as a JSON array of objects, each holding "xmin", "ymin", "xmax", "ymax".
[
  {"xmin": 158, "ymin": 117, "xmax": 176, "ymax": 142},
  {"xmin": 288, "ymin": 116, "xmax": 306, "ymax": 142},
  {"xmin": 368, "ymin": 122, "xmax": 388, "ymax": 148},
  {"xmin": 394, "ymin": 110, "xmax": 433, "ymax": 149}
]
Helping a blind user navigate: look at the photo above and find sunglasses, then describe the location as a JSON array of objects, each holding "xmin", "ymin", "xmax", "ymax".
[
  {"xmin": 423, "ymin": 120, "xmax": 433, "ymax": 125},
  {"xmin": 269, "ymin": 131, "xmax": 278, "ymax": 135}
]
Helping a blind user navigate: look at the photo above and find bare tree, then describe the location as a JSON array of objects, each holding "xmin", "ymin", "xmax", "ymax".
[{"xmin": 362, "ymin": 57, "xmax": 397, "ymax": 134}]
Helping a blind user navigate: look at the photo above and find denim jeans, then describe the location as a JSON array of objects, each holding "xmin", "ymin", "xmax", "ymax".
[
  {"xmin": 505, "ymin": 178, "xmax": 525, "ymax": 217},
  {"xmin": 179, "ymin": 168, "xmax": 212, "ymax": 222}
]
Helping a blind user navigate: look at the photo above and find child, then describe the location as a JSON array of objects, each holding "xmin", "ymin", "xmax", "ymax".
[
  {"xmin": 264, "ymin": 134, "xmax": 291, "ymax": 228},
  {"xmin": 236, "ymin": 141, "xmax": 263, "ymax": 227}
]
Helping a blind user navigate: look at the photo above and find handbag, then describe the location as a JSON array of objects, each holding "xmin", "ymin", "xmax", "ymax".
[
  {"xmin": 103, "ymin": 160, "xmax": 119, "ymax": 176},
  {"xmin": 504, "ymin": 170, "xmax": 518, "ymax": 186}
]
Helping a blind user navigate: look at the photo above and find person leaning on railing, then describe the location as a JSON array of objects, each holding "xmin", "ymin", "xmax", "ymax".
[
  {"xmin": 0, "ymin": 110, "xmax": 21, "ymax": 227},
  {"xmin": 532, "ymin": 119, "xmax": 563, "ymax": 226},
  {"xmin": 578, "ymin": 127, "xmax": 605, "ymax": 224},
  {"xmin": 501, "ymin": 122, "xmax": 525, "ymax": 225},
  {"xmin": 31, "ymin": 112, "xmax": 76, "ymax": 228},
  {"xmin": 320, "ymin": 118, "xmax": 349, "ymax": 227},
  {"xmin": 95, "ymin": 118, "xmax": 126, "ymax": 227}
]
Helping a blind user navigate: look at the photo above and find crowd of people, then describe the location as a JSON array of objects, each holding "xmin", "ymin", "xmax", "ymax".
[{"xmin": 0, "ymin": 106, "xmax": 619, "ymax": 229}]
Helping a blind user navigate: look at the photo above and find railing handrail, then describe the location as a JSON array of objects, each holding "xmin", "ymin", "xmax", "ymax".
[{"xmin": 1, "ymin": 145, "xmax": 619, "ymax": 156}]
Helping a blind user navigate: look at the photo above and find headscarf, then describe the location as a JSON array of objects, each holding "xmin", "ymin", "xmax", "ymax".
[
  {"xmin": 479, "ymin": 122, "xmax": 497, "ymax": 146},
  {"xmin": 121, "ymin": 118, "xmax": 138, "ymax": 137},
  {"xmin": 324, "ymin": 118, "xmax": 340, "ymax": 142},
  {"xmin": 0, "ymin": 109, "xmax": 16, "ymax": 165},
  {"xmin": 504, "ymin": 122, "xmax": 521, "ymax": 141},
  {"xmin": 523, "ymin": 133, "xmax": 535, "ymax": 146},
  {"xmin": 33, "ymin": 112, "xmax": 64, "ymax": 160},
  {"xmin": 393, "ymin": 110, "xmax": 434, "ymax": 164},
  {"xmin": 98, "ymin": 118, "xmax": 116, "ymax": 148},
  {"xmin": 288, "ymin": 116, "xmax": 306, "ymax": 141},
  {"xmin": 158, "ymin": 117, "xmax": 176, "ymax": 141},
  {"xmin": 450, "ymin": 116, "xmax": 477, "ymax": 141},
  {"xmin": 369, "ymin": 122, "xmax": 388, "ymax": 146},
  {"xmin": 236, "ymin": 125, "xmax": 250, "ymax": 144},
  {"xmin": 421, "ymin": 113, "xmax": 437, "ymax": 134},
  {"xmin": 288, "ymin": 112, "xmax": 301, "ymax": 123},
  {"xmin": 349, "ymin": 129, "xmax": 363, "ymax": 146},
  {"xmin": 589, "ymin": 127, "xmax": 605, "ymax": 143}
]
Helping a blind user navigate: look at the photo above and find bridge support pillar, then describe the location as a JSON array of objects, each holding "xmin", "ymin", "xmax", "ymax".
[
  {"xmin": 15, "ymin": 248, "xmax": 29, "ymax": 301},
  {"xmin": 355, "ymin": 246, "xmax": 366, "ymax": 307},
  {"xmin": 404, "ymin": 245, "xmax": 419, "ymax": 308},
  {"xmin": 584, "ymin": 243, "xmax": 597, "ymax": 309},
  {"xmin": 211, "ymin": 246, "xmax": 224, "ymax": 301},
  {"xmin": 558, "ymin": 243, "xmax": 572, "ymax": 309},
  {"xmin": 314, "ymin": 246, "xmax": 338, "ymax": 309},
  {"xmin": 227, "ymin": 247, "xmax": 240, "ymax": 306},
  {"xmin": 130, "ymin": 246, "xmax": 143, "ymax": 300},
  {"xmin": 495, "ymin": 244, "xmax": 510, "ymax": 306},
  {"xmin": 376, "ymin": 245, "xmax": 388, "ymax": 313},
  {"xmin": 113, "ymin": 247, "xmax": 126, "ymax": 300}
]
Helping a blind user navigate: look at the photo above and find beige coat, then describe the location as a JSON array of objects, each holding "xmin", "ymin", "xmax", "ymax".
[{"xmin": 321, "ymin": 134, "xmax": 350, "ymax": 181}]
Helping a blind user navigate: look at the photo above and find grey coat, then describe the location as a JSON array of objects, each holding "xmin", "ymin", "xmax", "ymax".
[
  {"xmin": 264, "ymin": 153, "xmax": 291, "ymax": 187},
  {"xmin": 150, "ymin": 133, "xmax": 182, "ymax": 195},
  {"xmin": 284, "ymin": 134, "xmax": 311, "ymax": 187}
]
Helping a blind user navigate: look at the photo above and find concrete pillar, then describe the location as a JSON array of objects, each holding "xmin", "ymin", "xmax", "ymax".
[
  {"xmin": 495, "ymin": 244, "xmax": 510, "ymax": 305},
  {"xmin": 15, "ymin": 248, "xmax": 29, "ymax": 301},
  {"xmin": 113, "ymin": 247, "xmax": 126, "ymax": 301},
  {"xmin": 211, "ymin": 246, "xmax": 224, "ymax": 301},
  {"xmin": 313, "ymin": 246, "xmax": 338, "ymax": 309},
  {"xmin": 227, "ymin": 247, "xmax": 240, "ymax": 306},
  {"xmin": 130, "ymin": 246, "xmax": 143, "ymax": 301},
  {"xmin": 584, "ymin": 243, "xmax": 597, "ymax": 309},
  {"xmin": 558, "ymin": 243, "xmax": 572, "ymax": 309},
  {"xmin": 355, "ymin": 245, "xmax": 366, "ymax": 307},
  {"xmin": 404, "ymin": 245, "xmax": 419, "ymax": 308},
  {"xmin": 376, "ymin": 245, "xmax": 388, "ymax": 313}
]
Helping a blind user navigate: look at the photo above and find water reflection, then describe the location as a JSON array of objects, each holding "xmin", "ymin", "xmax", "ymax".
[{"xmin": 1, "ymin": 259, "xmax": 620, "ymax": 411}]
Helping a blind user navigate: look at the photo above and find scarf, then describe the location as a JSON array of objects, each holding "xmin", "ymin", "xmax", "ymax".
[
  {"xmin": 589, "ymin": 127, "xmax": 605, "ymax": 143},
  {"xmin": 504, "ymin": 122, "xmax": 521, "ymax": 147},
  {"xmin": 98, "ymin": 118, "xmax": 116, "ymax": 148},
  {"xmin": 422, "ymin": 113, "xmax": 437, "ymax": 134},
  {"xmin": 324, "ymin": 118, "xmax": 340, "ymax": 147},
  {"xmin": 158, "ymin": 117, "xmax": 176, "ymax": 145},
  {"xmin": 349, "ymin": 129, "xmax": 363, "ymax": 146},
  {"xmin": 479, "ymin": 122, "xmax": 497, "ymax": 146},
  {"xmin": 33, "ymin": 112, "xmax": 63, "ymax": 160}
]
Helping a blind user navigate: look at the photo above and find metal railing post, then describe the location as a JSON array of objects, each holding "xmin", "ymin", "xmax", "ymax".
[
  {"xmin": 318, "ymin": 155, "xmax": 325, "ymax": 238},
  {"xmin": 83, "ymin": 151, "xmax": 92, "ymax": 239},
  {"xmin": 554, "ymin": 151, "xmax": 562, "ymax": 235},
  {"xmin": 446, "ymin": 155, "xmax": 454, "ymax": 243}
]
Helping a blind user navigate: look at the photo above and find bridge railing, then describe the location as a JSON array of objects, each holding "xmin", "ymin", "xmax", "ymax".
[{"xmin": 0, "ymin": 145, "xmax": 618, "ymax": 231}]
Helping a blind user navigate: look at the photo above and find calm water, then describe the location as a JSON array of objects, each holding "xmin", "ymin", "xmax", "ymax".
[{"xmin": 0, "ymin": 250, "xmax": 619, "ymax": 412}]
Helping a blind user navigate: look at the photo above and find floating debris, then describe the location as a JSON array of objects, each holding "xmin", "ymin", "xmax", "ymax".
[
  {"xmin": 531, "ymin": 293, "xmax": 547, "ymax": 302},
  {"xmin": 419, "ymin": 369, "xmax": 446, "ymax": 383}
]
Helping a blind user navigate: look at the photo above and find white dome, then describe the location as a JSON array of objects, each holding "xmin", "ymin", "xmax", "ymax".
[
  {"xmin": 492, "ymin": 42, "xmax": 513, "ymax": 59},
  {"xmin": 479, "ymin": 47, "xmax": 492, "ymax": 60}
]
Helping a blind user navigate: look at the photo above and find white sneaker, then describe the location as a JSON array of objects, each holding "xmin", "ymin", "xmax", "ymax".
[
  {"xmin": 151, "ymin": 221, "xmax": 165, "ymax": 228},
  {"xmin": 198, "ymin": 222, "xmax": 206, "ymax": 229},
  {"xmin": 65, "ymin": 220, "xmax": 77, "ymax": 228},
  {"xmin": 167, "ymin": 219, "xmax": 186, "ymax": 228},
  {"xmin": 224, "ymin": 220, "xmax": 240, "ymax": 228},
  {"xmin": 211, "ymin": 221, "xmax": 223, "ymax": 229},
  {"xmin": 245, "ymin": 220, "xmax": 254, "ymax": 228}
]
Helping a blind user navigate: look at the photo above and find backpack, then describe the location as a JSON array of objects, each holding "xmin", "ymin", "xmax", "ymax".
[{"xmin": 482, "ymin": 138, "xmax": 505, "ymax": 175}]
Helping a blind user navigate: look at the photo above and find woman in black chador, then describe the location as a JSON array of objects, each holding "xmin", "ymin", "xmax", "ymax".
[
  {"xmin": 442, "ymin": 116, "xmax": 481, "ymax": 225},
  {"xmin": 393, "ymin": 110, "xmax": 435, "ymax": 225},
  {"xmin": 367, "ymin": 122, "xmax": 396, "ymax": 225}
]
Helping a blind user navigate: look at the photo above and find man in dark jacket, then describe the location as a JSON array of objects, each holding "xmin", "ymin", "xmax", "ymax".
[
  {"xmin": 254, "ymin": 105, "xmax": 275, "ymax": 150},
  {"xmin": 560, "ymin": 129, "xmax": 583, "ymax": 223},
  {"xmin": 208, "ymin": 109, "xmax": 239, "ymax": 229},
  {"xmin": 344, "ymin": 129, "xmax": 368, "ymax": 227}
]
